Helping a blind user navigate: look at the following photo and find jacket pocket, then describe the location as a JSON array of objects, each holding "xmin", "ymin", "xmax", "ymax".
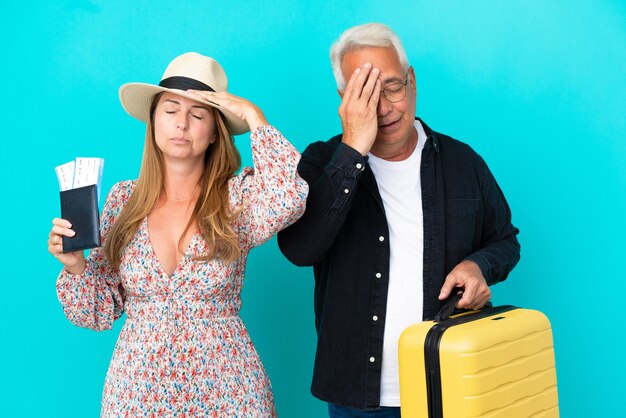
[{"xmin": 445, "ymin": 198, "xmax": 479, "ymax": 251}]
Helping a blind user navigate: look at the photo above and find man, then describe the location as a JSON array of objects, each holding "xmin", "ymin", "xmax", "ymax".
[{"xmin": 277, "ymin": 23, "xmax": 520, "ymax": 417}]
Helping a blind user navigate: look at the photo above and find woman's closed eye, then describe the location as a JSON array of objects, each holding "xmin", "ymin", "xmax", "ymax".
[{"xmin": 164, "ymin": 110, "xmax": 202, "ymax": 119}]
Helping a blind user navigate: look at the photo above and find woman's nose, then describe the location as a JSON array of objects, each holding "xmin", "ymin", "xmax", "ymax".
[{"xmin": 176, "ymin": 117, "xmax": 187, "ymax": 130}]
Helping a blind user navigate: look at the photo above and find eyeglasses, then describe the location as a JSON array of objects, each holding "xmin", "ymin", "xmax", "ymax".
[{"xmin": 381, "ymin": 71, "xmax": 410, "ymax": 103}]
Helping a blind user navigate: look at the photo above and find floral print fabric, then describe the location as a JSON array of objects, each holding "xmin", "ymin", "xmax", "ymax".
[{"xmin": 56, "ymin": 126, "xmax": 308, "ymax": 417}]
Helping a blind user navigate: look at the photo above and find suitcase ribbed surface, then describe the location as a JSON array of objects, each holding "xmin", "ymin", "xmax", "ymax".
[{"xmin": 399, "ymin": 308, "xmax": 559, "ymax": 418}]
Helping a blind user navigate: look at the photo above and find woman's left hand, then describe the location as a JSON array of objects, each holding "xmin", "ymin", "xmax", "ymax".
[{"xmin": 187, "ymin": 90, "xmax": 268, "ymax": 132}]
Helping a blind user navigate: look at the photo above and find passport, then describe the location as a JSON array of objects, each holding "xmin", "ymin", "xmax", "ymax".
[{"xmin": 60, "ymin": 184, "xmax": 101, "ymax": 253}]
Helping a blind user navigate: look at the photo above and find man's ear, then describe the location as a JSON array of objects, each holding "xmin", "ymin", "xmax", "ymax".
[{"xmin": 408, "ymin": 66, "xmax": 416, "ymax": 91}]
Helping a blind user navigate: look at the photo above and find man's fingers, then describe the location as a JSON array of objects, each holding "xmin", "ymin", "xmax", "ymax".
[
  {"xmin": 355, "ymin": 63, "xmax": 372, "ymax": 84},
  {"xmin": 441, "ymin": 260, "xmax": 489, "ymax": 308},
  {"xmin": 361, "ymin": 67, "xmax": 380, "ymax": 100},
  {"xmin": 477, "ymin": 287, "xmax": 491, "ymax": 308},
  {"xmin": 343, "ymin": 67, "xmax": 360, "ymax": 97},
  {"xmin": 339, "ymin": 71, "xmax": 358, "ymax": 116},
  {"xmin": 369, "ymin": 79, "xmax": 382, "ymax": 108},
  {"xmin": 438, "ymin": 276, "xmax": 458, "ymax": 300},
  {"xmin": 457, "ymin": 278, "xmax": 481, "ymax": 308},
  {"xmin": 458, "ymin": 282, "xmax": 491, "ymax": 309},
  {"xmin": 341, "ymin": 63, "xmax": 377, "ymax": 110},
  {"xmin": 341, "ymin": 66, "xmax": 365, "ymax": 105},
  {"xmin": 351, "ymin": 63, "xmax": 373, "ymax": 100},
  {"xmin": 457, "ymin": 290, "xmax": 475, "ymax": 309}
]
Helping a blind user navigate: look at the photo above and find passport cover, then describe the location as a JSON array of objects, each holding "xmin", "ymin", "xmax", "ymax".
[{"xmin": 60, "ymin": 184, "xmax": 101, "ymax": 253}]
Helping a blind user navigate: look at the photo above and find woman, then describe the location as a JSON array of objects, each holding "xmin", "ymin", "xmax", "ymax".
[{"xmin": 48, "ymin": 52, "xmax": 308, "ymax": 417}]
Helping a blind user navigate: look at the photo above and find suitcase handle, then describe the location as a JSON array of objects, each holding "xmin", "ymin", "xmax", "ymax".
[
  {"xmin": 434, "ymin": 287, "xmax": 495, "ymax": 321},
  {"xmin": 434, "ymin": 288, "xmax": 464, "ymax": 322}
]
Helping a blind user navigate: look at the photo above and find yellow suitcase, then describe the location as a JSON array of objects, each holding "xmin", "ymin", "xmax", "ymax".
[{"xmin": 398, "ymin": 297, "xmax": 559, "ymax": 418}]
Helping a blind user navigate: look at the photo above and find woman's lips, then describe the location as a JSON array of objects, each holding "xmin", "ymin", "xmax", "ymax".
[{"xmin": 170, "ymin": 137, "xmax": 191, "ymax": 145}]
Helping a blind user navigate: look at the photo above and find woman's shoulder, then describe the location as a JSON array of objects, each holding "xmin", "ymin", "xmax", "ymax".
[{"xmin": 105, "ymin": 180, "xmax": 137, "ymax": 205}]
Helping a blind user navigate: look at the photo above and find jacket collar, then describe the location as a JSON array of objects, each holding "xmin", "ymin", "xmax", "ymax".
[{"xmin": 416, "ymin": 117, "xmax": 440, "ymax": 152}]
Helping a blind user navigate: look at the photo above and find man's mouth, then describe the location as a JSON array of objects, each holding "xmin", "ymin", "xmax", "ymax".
[{"xmin": 379, "ymin": 118, "xmax": 400, "ymax": 131}]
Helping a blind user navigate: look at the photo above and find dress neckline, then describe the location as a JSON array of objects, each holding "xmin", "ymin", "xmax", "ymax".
[{"xmin": 142, "ymin": 217, "xmax": 199, "ymax": 279}]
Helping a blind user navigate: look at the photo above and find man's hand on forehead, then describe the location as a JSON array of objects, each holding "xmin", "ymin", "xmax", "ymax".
[{"xmin": 338, "ymin": 62, "xmax": 381, "ymax": 156}]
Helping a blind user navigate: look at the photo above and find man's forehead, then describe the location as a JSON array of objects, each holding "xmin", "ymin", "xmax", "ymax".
[
  {"xmin": 343, "ymin": 46, "xmax": 399, "ymax": 62},
  {"xmin": 341, "ymin": 46, "xmax": 405, "ymax": 80}
]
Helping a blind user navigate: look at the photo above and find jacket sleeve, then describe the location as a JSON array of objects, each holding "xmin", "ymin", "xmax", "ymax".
[
  {"xmin": 277, "ymin": 140, "xmax": 367, "ymax": 266},
  {"xmin": 231, "ymin": 126, "xmax": 309, "ymax": 250},
  {"xmin": 465, "ymin": 162, "xmax": 521, "ymax": 285},
  {"xmin": 55, "ymin": 182, "xmax": 129, "ymax": 331}
]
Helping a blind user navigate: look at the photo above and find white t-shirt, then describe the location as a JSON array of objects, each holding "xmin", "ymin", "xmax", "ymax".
[{"xmin": 367, "ymin": 120, "xmax": 427, "ymax": 406}]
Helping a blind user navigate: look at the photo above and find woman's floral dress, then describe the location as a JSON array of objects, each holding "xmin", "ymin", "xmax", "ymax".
[{"xmin": 56, "ymin": 126, "xmax": 308, "ymax": 417}]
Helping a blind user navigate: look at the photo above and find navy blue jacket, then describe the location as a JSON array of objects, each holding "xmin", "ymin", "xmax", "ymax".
[{"xmin": 277, "ymin": 119, "xmax": 520, "ymax": 409}]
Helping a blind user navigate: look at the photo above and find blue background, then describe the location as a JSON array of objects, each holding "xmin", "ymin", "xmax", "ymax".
[{"xmin": 2, "ymin": 1, "xmax": 624, "ymax": 416}]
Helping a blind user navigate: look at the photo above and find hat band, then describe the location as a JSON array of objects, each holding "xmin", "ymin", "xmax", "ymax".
[{"xmin": 158, "ymin": 76, "xmax": 216, "ymax": 92}]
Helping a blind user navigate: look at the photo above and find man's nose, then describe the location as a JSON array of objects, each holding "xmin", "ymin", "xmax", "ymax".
[{"xmin": 377, "ymin": 94, "xmax": 392, "ymax": 117}]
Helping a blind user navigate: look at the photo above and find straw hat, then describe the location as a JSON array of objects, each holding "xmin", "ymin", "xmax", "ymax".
[{"xmin": 119, "ymin": 52, "xmax": 249, "ymax": 135}]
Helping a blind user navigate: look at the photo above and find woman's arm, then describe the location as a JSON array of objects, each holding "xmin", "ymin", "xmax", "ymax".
[
  {"xmin": 52, "ymin": 181, "xmax": 132, "ymax": 331},
  {"xmin": 187, "ymin": 90, "xmax": 308, "ymax": 249},
  {"xmin": 233, "ymin": 125, "xmax": 308, "ymax": 249}
]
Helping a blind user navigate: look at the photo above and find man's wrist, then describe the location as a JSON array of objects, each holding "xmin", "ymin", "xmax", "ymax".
[{"xmin": 342, "ymin": 136, "xmax": 369, "ymax": 156}]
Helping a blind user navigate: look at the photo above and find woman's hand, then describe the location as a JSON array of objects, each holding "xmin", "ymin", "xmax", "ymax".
[
  {"xmin": 48, "ymin": 218, "xmax": 86, "ymax": 275},
  {"xmin": 187, "ymin": 90, "xmax": 268, "ymax": 132}
]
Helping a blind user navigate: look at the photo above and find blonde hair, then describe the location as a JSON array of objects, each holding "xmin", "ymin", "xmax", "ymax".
[
  {"xmin": 104, "ymin": 93, "xmax": 242, "ymax": 268},
  {"xmin": 330, "ymin": 23, "xmax": 410, "ymax": 90}
]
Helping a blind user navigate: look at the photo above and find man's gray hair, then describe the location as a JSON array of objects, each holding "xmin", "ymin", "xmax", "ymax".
[{"xmin": 330, "ymin": 23, "xmax": 410, "ymax": 91}]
